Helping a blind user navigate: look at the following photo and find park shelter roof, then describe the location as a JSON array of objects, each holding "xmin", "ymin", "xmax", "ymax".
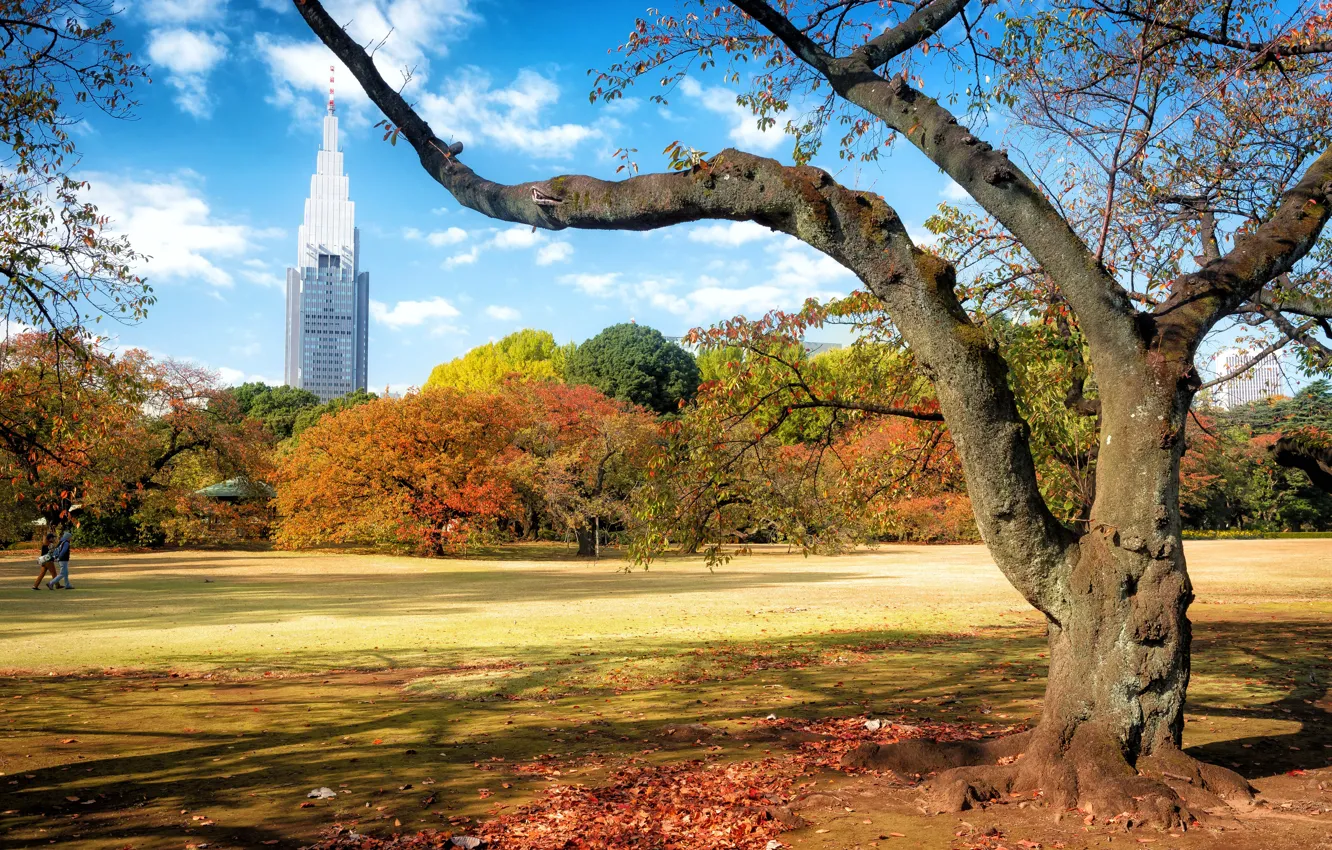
[{"xmin": 196, "ymin": 478, "xmax": 275, "ymax": 500}]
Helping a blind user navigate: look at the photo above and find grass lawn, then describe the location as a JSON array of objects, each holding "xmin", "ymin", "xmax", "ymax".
[{"xmin": 0, "ymin": 540, "xmax": 1329, "ymax": 849}]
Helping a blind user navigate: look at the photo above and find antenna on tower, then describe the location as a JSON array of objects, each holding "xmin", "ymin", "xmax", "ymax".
[{"xmin": 328, "ymin": 65, "xmax": 335, "ymax": 115}]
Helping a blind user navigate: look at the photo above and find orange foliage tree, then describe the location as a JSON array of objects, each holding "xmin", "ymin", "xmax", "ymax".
[
  {"xmin": 511, "ymin": 382, "xmax": 659, "ymax": 555},
  {"xmin": 275, "ymin": 382, "xmax": 662, "ymax": 555},
  {"xmin": 0, "ymin": 332, "xmax": 272, "ymax": 541},
  {"xmin": 275, "ymin": 388, "xmax": 527, "ymax": 553}
]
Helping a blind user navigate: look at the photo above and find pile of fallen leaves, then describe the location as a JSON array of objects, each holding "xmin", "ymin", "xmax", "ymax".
[
  {"xmin": 306, "ymin": 715, "xmax": 1012, "ymax": 850},
  {"xmin": 474, "ymin": 759, "xmax": 799, "ymax": 850},
  {"xmin": 768, "ymin": 714, "xmax": 995, "ymax": 769}
]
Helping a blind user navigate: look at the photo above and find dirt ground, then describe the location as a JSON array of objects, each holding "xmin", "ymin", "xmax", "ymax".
[{"xmin": 0, "ymin": 540, "xmax": 1328, "ymax": 849}]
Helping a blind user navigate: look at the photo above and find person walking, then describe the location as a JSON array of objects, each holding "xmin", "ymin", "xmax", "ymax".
[
  {"xmin": 47, "ymin": 528, "xmax": 73, "ymax": 590},
  {"xmin": 31, "ymin": 533, "xmax": 57, "ymax": 590}
]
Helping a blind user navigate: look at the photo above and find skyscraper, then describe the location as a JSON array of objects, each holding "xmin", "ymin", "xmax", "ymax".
[
  {"xmin": 284, "ymin": 68, "xmax": 369, "ymax": 402},
  {"xmin": 1207, "ymin": 347, "xmax": 1285, "ymax": 410}
]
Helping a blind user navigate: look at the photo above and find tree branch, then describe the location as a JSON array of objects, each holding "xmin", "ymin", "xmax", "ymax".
[
  {"xmin": 1155, "ymin": 147, "xmax": 1332, "ymax": 349},
  {"xmin": 1197, "ymin": 331, "xmax": 1299, "ymax": 390},
  {"xmin": 1092, "ymin": 2, "xmax": 1332, "ymax": 59},
  {"xmin": 819, "ymin": 61, "xmax": 1145, "ymax": 372}
]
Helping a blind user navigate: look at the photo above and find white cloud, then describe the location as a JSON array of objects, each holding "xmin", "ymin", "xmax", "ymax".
[
  {"xmin": 559, "ymin": 272, "xmax": 620, "ymax": 297},
  {"xmin": 420, "ymin": 68, "xmax": 600, "ymax": 157},
  {"xmin": 603, "ymin": 96, "xmax": 641, "ymax": 116},
  {"xmin": 84, "ymin": 173, "xmax": 279, "ymax": 288},
  {"xmin": 492, "ymin": 226, "xmax": 543, "ymax": 249},
  {"xmin": 442, "ymin": 226, "xmax": 567, "ymax": 267},
  {"xmin": 405, "ymin": 226, "xmax": 468, "ymax": 246},
  {"xmin": 216, "ymin": 366, "xmax": 281, "ymax": 387},
  {"xmin": 485, "ymin": 305, "xmax": 520, "ymax": 321},
  {"xmin": 239, "ymin": 269, "xmax": 284, "ymax": 290},
  {"xmin": 255, "ymin": 0, "xmax": 478, "ymax": 124},
  {"xmin": 555, "ymin": 243, "xmax": 852, "ymax": 323},
  {"xmin": 678, "ymin": 77, "xmax": 786, "ymax": 153},
  {"xmin": 148, "ymin": 28, "xmax": 228, "ymax": 117},
  {"xmin": 255, "ymin": 36, "xmax": 368, "ymax": 125},
  {"xmin": 770, "ymin": 247, "xmax": 857, "ymax": 288},
  {"xmin": 238, "ymin": 259, "xmax": 285, "ymax": 290},
  {"xmin": 687, "ymin": 221, "xmax": 777, "ymax": 247},
  {"xmin": 138, "ymin": 0, "xmax": 219, "ymax": 24},
  {"xmin": 444, "ymin": 246, "xmax": 482, "ymax": 268},
  {"xmin": 940, "ymin": 179, "xmax": 970, "ymax": 202},
  {"xmin": 535, "ymin": 241, "xmax": 573, "ymax": 265},
  {"xmin": 370, "ymin": 296, "xmax": 462, "ymax": 333},
  {"xmin": 905, "ymin": 220, "xmax": 939, "ymax": 248}
]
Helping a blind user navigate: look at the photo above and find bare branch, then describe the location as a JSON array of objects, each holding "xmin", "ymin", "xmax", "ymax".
[
  {"xmin": 1156, "ymin": 147, "xmax": 1332, "ymax": 342},
  {"xmin": 1197, "ymin": 330, "xmax": 1301, "ymax": 390}
]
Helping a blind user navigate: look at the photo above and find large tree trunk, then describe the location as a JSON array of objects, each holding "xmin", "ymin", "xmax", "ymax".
[
  {"xmin": 575, "ymin": 526, "xmax": 596, "ymax": 557},
  {"xmin": 846, "ymin": 367, "xmax": 1254, "ymax": 825}
]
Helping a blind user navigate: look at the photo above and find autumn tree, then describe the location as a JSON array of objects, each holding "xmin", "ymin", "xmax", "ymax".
[
  {"xmin": 511, "ymin": 382, "xmax": 659, "ymax": 555},
  {"xmin": 425, "ymin": 328, "xmax": 570, "ymax": 391},
  {"xmin": 0, "ymin": 333, "xmax": 271, "ymax": 539},
  {"xmin": 298, "ymin": 0, "xmax": 1332, "ymax": 823},
  {"xmin": 275, "ymin": 389, "xmax": 525, "ymax": 553},
  {"xmin": 0, "ymin": 331, "xmax": 143, "ymax": 525}
]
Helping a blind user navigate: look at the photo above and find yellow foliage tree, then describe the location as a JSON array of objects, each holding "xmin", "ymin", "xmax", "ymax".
[{"xmin": 425, "ymin": 329, "xmax": 571, "ymax": 391}]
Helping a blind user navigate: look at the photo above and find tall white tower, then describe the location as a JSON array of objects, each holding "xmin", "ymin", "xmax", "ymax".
[{"xmin": 284, "ymin": 67, "xmax": 369, "ymax": 402}]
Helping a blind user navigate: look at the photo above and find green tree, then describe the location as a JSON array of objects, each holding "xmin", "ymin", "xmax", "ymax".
[
  {"xmin": 225, "ymin": 383, "xmax": 320, "ymax": 441},
  {"xmin": 425, "ymin": 329, "xmax": 570, "ymax": 391},
  {"xmin": 1223, "ymin": 379, "xmax": 1332, "ymax": 433},
  {"xmin": 564, "ymin": 323, "xmax": 700, "ymax": 415}
]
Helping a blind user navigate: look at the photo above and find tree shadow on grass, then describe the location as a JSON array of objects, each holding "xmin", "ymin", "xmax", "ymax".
[
  {"xmin": 0, "ymin": 626, "xmax": 1045, "ymax": 848},
  {"xmin": 1184, "ymin": 617, "xmax": 1332, "ymax": 778},
  {"xmin": 1, "ymin": 615, "xmax": 1327, "ymax": 847}
]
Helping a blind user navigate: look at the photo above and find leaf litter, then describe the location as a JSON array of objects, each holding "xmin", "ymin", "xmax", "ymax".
[{"xmin": 308, "ymin": 715, "xmax": 1006, "ymax": 850}]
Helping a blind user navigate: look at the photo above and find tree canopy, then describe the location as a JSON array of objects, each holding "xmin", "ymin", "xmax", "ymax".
[
  {"xmin": 226, "ymin": 383, "xmax": 321, "ymax": 441},
  {"xmin": 425, "ymin": 329, "xmax": 570, "ymax": 391},
  {"xmin": 564, "ymin": 323, "xmax": 701, "ymax": 415},
  {"xmin": 0, "ymin": 333, "xmax": 271, "ymax": 543}
]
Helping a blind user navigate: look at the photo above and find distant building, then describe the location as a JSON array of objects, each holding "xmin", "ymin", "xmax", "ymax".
[
  {"xmin": 284, "ymin": 70, "xmax": 369, "ymax": 403},
  {"xmin": 1208, "ymin": 347, "xmax": 1284, "ymax": 410}
]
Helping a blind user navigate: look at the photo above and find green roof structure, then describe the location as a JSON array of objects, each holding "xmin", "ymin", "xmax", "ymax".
[{"xmin": 195, "ymin": 478, "xmax": 275, "ymax": 501}]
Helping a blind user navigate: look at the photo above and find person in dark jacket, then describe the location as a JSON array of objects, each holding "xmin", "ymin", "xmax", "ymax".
[
  {"xmin": 48, "ymin": 528, "xmax": 73, "ymax": 590},
  {"xmin": 32, "ymin": 533, "xmax": 57, "ymax": 590}
]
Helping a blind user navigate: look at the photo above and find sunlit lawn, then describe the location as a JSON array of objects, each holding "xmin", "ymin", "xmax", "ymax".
[{"xmin": 0, "ymin": 540, "xmax": 1328, "ymax": 848}]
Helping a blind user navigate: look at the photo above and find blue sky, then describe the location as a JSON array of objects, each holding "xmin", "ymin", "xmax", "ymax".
[{"xmin": 81, "ymin": 0, "xmax": 962, "ymax": 392}]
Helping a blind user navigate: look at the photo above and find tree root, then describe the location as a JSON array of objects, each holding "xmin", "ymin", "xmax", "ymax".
[{"xmin": 840, "ymin": 724, "xmax": 1255, "ymax": 829}]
